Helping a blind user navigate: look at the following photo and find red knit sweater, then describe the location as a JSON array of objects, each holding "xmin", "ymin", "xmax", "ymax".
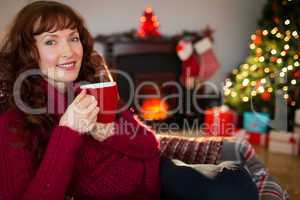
[{"xmin": 0, "ymin": 82, "xmax": 161, "ymax": 200}]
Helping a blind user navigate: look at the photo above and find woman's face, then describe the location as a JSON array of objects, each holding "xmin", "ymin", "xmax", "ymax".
[{"xmin": 35, "ymin": 28, "xmax": 83, "ymax": 88}]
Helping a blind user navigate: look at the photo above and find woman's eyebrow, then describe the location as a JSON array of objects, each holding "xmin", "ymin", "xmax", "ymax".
[
  {"xmin": 41, "ymin": 33, "xmax": 59, "ymax": 38},
  {"xmin": 70, "ymin": 31, "xmax": 79, "ymax": 35},
  {"xmin": 39, "ymin": 30, "xmax": 79, "ymax": 39}
]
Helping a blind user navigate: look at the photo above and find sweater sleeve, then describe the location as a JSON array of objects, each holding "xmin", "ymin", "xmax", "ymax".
[
  {"xmin": 101, "ymin": 109, "xmax": 160, "ymax": 159},
  {"xmin": 0, "ymin": 111, "xmax": 83, "ymax": 200}
]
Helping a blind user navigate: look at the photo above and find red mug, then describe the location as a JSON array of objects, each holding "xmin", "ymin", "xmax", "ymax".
[{"xmin": 80, "ymin": 82, "xmax": 119, "ymax": 123}]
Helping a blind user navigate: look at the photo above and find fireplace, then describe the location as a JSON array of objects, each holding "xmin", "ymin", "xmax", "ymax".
[{"xmin": 95, "ymin": 32, "xmax": 208, "ymax": 127}]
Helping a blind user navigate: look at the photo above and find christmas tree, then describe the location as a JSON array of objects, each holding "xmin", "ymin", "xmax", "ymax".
[
  {"xmin": 224, "ymin": 0, "xmax": 300, "ymax": 116},
  {"xmin": 137, "ymin": 7, "xmax": 160, "ymax": 38}
]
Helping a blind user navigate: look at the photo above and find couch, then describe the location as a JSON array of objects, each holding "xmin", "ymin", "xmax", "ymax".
[
  {"xmin": 157, "ymin": 134, "xmax": 289, "ymax": 200},
  {"xmin": 0, "ymin": 51, "xmax": 288, "ymax": 200}
]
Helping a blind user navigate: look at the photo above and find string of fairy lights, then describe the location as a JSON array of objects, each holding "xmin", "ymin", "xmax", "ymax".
[{"xmin": 224, "ymin": 5, "xmax": 300, "ymax": 108}]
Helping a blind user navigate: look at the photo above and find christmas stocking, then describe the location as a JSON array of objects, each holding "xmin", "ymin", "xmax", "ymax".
[
  {"xmin": 194, "ymin": 37, "xmax": 220, "ymax": 81},
  {"xmin": 176, "ymin": 39, "xmax": 201, "ymax": 89}
]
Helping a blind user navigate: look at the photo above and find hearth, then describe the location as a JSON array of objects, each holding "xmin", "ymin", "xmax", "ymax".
[{"xmin": 95, "ymin": 32, "xmax": 209, "ymax": 128}]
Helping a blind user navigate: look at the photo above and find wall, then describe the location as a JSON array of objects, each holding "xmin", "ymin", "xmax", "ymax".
[{"xmin": 0, "ymin": 0, "xmax": 266, "ymax": 86}]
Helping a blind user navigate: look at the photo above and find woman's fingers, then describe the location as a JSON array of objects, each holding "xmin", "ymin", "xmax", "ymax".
[
  {"xmin": 59, "ymin": 91, "xmax": 100, "ymax": 134},
  {"xmin": 86, "ymin": 113, "xmax": 98, "ymax": 132},
  {"xmin": 77, "ymin": 95, "xmax": 97, "ymax": 109},
  {"xmin": 78, "ymin": 106, "xmax": 99, "ymax": 132},
  {"xmin": 73, "ymin": 89, "xmax": 86, "ymax": 105},
  {"xmin": 87, "ymin": 106, "xmax": 100, "ymax": 121},
  {"xmin": 78, "ymin": 100, "xmax": 98, "ymax": 116}
]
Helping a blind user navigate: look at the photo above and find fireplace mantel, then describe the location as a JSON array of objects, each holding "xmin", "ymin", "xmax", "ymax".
[
  {"xmin": 94, "ymin": 30, "xmax": 203, "ymax": 69},
  {"xmin": 94, "ymin": 31, "xmax": 210, "ymax": 127}
]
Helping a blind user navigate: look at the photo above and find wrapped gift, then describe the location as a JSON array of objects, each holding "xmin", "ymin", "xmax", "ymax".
[
  {"xmin": 243, "ymin": 112, "xmax": 270, "ymax": 134},
  {"xmin": 246, "ymin": 132, "xmax": 269, "ymax": 147},
  {"xmin": 268, "ymin": 131, "xmax": 299, "ymax": 155},
  {"xmin": 204, "ymin": 105, "xmax": 237, "ymax": 136},
  {"xmin": 235, "ymin": 129, "xmax": 268, "ymax": 147}
]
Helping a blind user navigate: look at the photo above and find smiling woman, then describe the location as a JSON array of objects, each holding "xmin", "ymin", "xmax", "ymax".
[
  {"xmin": 35, "ymin": 29, "xmax": 83, "ymax": 91},
  {"xmin": 0, "ymin": 1, "xmax": 259, "ymax": 200}
]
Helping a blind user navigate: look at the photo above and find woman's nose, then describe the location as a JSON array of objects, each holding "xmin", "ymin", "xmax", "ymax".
[{"xmin": 61, "ymin": 41, "xmax": 74, "ymax": 58}]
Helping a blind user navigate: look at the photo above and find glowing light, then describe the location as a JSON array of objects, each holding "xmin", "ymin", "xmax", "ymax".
[
  {"xmin": 282, "ymin": 67, "xmax": 288, "ymax": 72},
  {"xmin": 283, "ymin": 86, "xmax": 288, "ymax": 91},
  {"xmin": 267, "ymin": 88, "xmax": 273, "ymax": 93},
  {"xmin": 294, "ymin": 61, "xmax": 300, "ymax": 67},
  {"xmin": 250, "ymin": 65, "xmax": 258, "ymax": 71},
  {"xmin": 291, "ymin": 79, "xmax": 297, "ymax": 85},
  {"xmin": 141, "ymin": 98, "xmax": 169, "ymax": 121},
  {"xmin": 140, "ymin": 16, "xmax": 146, "ymax": 22},
  {"xmin": 280, "ymin": 51, "xmax": 287, "ymax": 56},
  {"xmin": 251, "ymin": 34, "xmax": 257, "ymax": 40},
  {"xmin": 261, "ymin": 78, "xmax": 266, "ymax": 84},
  {"xmin": 259, "ymin": 56, "xmax": 265, "ymax": 62},
  {"xmin": 292, "ymin": 31, "xmax": 299, "ymax": 38},
  {"xmin": 242, "ymin": 64, "xmax": 249, "ymax": 70},
  {"xmin": 271, "ymin": 49, "xmax": 277, "ymax": 55},
  {"xmin": 264, "ymin": 68, "xmax": 270, "ymax": 73},
  {"xmin": 250, "ymin": 43, "xmax": 256, "ymax": 49},
  {"xmin": 271, "ymin": 27, "xmax": 278, "ymax": 34},
  {"xmin": 251, "ymin": 91, "xmax": 257, "ymax": 96},
  {"xmin": 284, "ymin": 36, "xmax": 291, "ymax": 42},
  {"xmin": 276, "ymin": 33, "xmax": 282, "ymax": 38},
  {"xmin": 242, "ymin": 97, "xmax": 249, "ymax": 102},
  {"xmin": 258, "ymin": 86, "xmax": 265, "ymax": 93},
  {"xmin": 277, "ymin": 58, "xmax": 283, "ymax": 64},
  {"xmin": 145, "ymin": 7, "xmax": 153, "ymax": 13},
  {"xmin": 287, "ymin": 65, "xmax": 293, "ymax": 70},
  {"xmin": 225, "ymin": 80, "xmax": 233, "ymax": 87},
  {"xmin": 224, "ymin": 89, "xmax": 231, "ymax": 96},
  {"xmin": 280, "ymin": 72, "xmax": 285, "ymax": 77},
  {"xmin": 284, "ymin": 19, "xmax": 291, "ymax": 25},
  {"xmin": 284, "ymin": 94, "xmax": 289, "ymax": 99},
  {"xmin": 256, "ymin": 48, "xmax": 263, "ymax": 54},
  {"xmin": 293, "ymin": 55, "xmax": 299, "ymax": 60},
  {"xmin": 284, "ymin": 44, "xmax": 290, "ymax": 50},
  {"xmin": 151, "ymin": 16, "xmax": 157, "ymax": 21},
  {"xmin": 262, "ymin": 30, "xmax": 268, "ymax": 36},
  {"xmin": 242, "ymin": 79, "xmax": 249, "ymax": 87}
]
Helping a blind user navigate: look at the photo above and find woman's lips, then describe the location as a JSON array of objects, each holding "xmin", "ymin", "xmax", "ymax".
[{"xmin": 56, "ymin": 62, "xmax": 76, "ymax": 71}]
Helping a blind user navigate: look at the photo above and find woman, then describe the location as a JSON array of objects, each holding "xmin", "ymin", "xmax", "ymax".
[{"xmin": 0, "ymin": 1, "xmax": 258, "ymax": 200}]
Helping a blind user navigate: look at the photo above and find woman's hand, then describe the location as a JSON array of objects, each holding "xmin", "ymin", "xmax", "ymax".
[
  {"xmin": 59, "ymin": 89, "xmax": 100, "ymax": 134},
  {"xmin": 89, "ymin": 122, "xmax": 116, "ymax": 142}
]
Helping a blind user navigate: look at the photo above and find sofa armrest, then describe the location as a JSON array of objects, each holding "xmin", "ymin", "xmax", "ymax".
[
  {"xmin": 219, "ymin": 138, "xmax": 289, "ymax": 200},
  {"xmin": 157, "ymin": 134, "xmax": 223, "ymax": 164}
]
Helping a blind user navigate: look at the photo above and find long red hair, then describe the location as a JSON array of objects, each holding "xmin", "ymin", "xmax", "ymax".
[{"xmin": 0, "ymin": 1, "xmax": 104, "ymax": 161}]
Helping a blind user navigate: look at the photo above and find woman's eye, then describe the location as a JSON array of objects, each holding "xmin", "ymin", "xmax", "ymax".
[
  {"xmin": 45, "ymin": 40, "xmax": 56, "ymax": 46},
  {"xmin": 71, "ymin": 36, "xmax": 80, "ymax": 42}
]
